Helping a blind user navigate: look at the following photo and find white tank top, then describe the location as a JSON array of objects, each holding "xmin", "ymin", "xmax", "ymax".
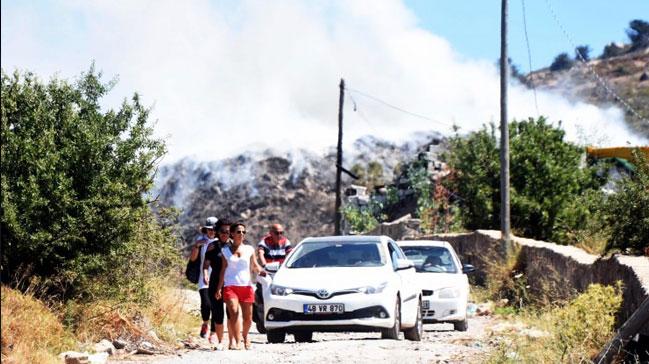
[
  {"xmin": 222, "ymin": 244, "xmax": 254, "ymax": 287},
  {"xmin": 198, "ymin": 241, "xmax": 213, "ymax": 290}
]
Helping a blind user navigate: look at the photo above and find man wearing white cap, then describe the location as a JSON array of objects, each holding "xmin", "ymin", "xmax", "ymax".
[{"xmin": 189, "ymin": 216, "xmax": 218, "ymax": 338}]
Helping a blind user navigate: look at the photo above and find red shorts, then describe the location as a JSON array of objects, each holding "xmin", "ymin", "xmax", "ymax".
[{"xmin": 223, "ymin": 285, "xmax": 254, "ymax": 303}]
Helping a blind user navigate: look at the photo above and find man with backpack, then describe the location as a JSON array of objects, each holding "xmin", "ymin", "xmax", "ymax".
[{"xmin": 188, "ymin": 216, "xmax": 218, "ymax": 338}]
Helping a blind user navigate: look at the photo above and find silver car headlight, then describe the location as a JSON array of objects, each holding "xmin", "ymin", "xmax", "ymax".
[
  {"xmin": 356, "ymin": 282, "xmax": 388, "ymax": 294},
  {"xmin": 438, "ymin": 287, "xmax": 460, "ymax": 299},
  {"xmin": 270, "ymin": 284, "xmax": 294, "ymax": 296}
]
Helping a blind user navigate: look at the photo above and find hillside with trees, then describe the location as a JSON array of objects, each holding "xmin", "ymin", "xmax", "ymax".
[{"xmin": 525, "ymin": 19, "xmax": 649, "ymax": 138}]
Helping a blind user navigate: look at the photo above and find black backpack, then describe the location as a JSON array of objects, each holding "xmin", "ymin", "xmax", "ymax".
[{"xmin": 185, "ymin": 257, "xmax": 201, "ymax": 284}]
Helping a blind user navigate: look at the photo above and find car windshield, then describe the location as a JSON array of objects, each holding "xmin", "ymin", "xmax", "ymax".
[
  {"xmin": 286, "ymin": 241, "xmax": 385, "ymax": 268},
  {"xmin": 401, "ymin": 246, "xmax": 458, "ymax": 273}
]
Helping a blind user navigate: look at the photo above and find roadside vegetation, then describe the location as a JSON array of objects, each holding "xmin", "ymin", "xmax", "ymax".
[
  {"xmin": 445, "ymin": 117, "xmax": 647, "ymax": 256},
  {"xmin": 486, "ymin": 283, "xmax": 623, "ymax": 363},
  {"xmin": 1, "ymin": 67, "xmax": 192, "ymax": 363}
]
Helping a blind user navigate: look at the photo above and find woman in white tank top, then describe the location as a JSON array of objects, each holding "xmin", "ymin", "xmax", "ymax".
[{"xmin": 216, "ymin": 222, "xmax": 265, "ymax": 350}]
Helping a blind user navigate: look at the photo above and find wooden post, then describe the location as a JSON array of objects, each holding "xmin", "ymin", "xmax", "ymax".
[
  {"xmin": 500, "ymin": 0, "xmax": 511, "ymax": 246},
  {"xmin": 595, "ymin": 297, "xmax": 649, "ymax": 363},
  {"xmin": 334, "ymin": 79, "xmax": 345, "ymax": 235}
]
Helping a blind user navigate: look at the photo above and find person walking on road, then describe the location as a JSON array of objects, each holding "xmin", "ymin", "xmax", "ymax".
[
  {"xmin": 216, "ymin": 222, "xmax": 265, "ymax": 350},
  {"xmin": 203, "ymin": 218, "xmax": 233, "ymax": 349},
  {"xmin": 189, "ymin": 216, "xmax": 217, "ymax": 338},
  {"xmin": 257, "ymin": 223, "xmax": 292, "ymax": 267}
]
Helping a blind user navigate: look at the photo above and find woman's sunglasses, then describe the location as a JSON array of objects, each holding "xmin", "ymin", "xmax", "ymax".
[{"xmin": 234, "ymin": 230, "xmax": 246, "ymax": 235}]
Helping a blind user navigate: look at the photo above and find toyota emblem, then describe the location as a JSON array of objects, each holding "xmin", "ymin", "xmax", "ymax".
[{"xmin": 316, "ymin": 289, "xmax": 330, "ymax": 299}]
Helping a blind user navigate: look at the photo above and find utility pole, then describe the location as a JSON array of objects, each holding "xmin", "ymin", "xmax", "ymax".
[
  {"xmin": 334, "ymin": 79, "xmax": 345, "ymax": 235},
  {"xmin": 500, "ymin": 0, "xmax": 511, "ymax": 245}
]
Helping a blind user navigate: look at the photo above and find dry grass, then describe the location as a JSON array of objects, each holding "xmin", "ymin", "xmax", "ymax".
[
  {"xmin": 141, "ymin": 280, "xmax": 197, "ymax": 344},
  {"xmin": 1, "ymin": 285, "xmax": 74, "ymax": 364},
  {"xmin": 65, "ymin": 278, "xmax": 196, "ymax": 349},
  {"xmin": 1, "ymin": 277, "xmax": 196, "ymax": 363}
]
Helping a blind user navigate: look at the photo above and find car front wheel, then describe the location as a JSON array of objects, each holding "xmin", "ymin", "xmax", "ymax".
[
  {"xmin": 404, "ymin": 299, "xmax": 423, "ymax": 341},
  {"xmin": 381, "ymin": 297, "xmax": 401, "ymax": 340},
  {"xmin": 453, "ymin": 318, "xmax": 468, "ymax": 332}
]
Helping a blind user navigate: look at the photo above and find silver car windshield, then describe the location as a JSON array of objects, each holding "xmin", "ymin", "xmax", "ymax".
[
  {"xmin": 286, "ymin": 242, "xmax": 385, "ymax": 268},
  {"xmin": 401, "ymin": 246, "xmax": 458, "ymax": 273}
]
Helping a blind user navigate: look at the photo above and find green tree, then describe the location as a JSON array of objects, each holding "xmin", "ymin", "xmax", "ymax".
[
  {"xmin": 627, "ymin": 19, "xmax": 649, "ymax": 51},
  {"xmin": 601, "ymin": 42, "xmax": 625, "ymax": 59},
  {"xmin": 603, "ymin": 151, "xmax": 649, "ymax": 254},
  {"xmin": 550, "ymin": 53, "xmax": 574, "ymax": 72},
  {"xmin": 1, "ymin": 67, "xmax": 177, "ymax": 300},
  {"xmin": 349, "ymin": 161, "xmax": 384, "ymax": 189},
  {"xmin": 444, "ymin": 124, "xmax": 500, "ymax": 230},
  {"xmin": 445, "ymin": 117, "xmax": 603, "ymax": 241},
  {"xmin": 575, "ymin": 45, "xmax": 591, "ymax": 61},
  {"xmin": 342, "ymin": 204, "xmax": 379, "ymax": 234}
]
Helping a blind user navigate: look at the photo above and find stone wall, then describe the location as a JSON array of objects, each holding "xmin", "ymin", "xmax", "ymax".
[{"xmin": 376, "ymin": 224, "xmax": 649, "ymax": 335}]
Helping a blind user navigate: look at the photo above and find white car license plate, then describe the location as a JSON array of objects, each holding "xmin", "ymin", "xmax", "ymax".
[
  {"xmin": 422, "ymin": 300, "xmax": 430, "ymax": 310},
  {"xmin": 303, "ymin": 303, "xmax": 344, "ymax": 314}
]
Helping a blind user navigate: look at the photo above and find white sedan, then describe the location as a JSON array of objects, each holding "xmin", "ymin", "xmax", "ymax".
[
  {"xmin": 260, "ymin": 235, "xmax": 423, "ymax": 343},
  {"xmin": 396, "ymin": 240, "xmax": 475, "ymax": 331}
]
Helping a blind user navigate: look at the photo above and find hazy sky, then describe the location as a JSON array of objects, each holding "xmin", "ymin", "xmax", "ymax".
[{"xmin": 2, "ymin": 0, "xmax": 647, "ymax": 162}]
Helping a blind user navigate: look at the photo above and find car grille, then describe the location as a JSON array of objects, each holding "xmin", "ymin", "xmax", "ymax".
[
  {"xmin": 422, "ymin": 309, "xmax": 436, "ymax": 318},
  {"xmin": 292, "ymin": 289, "xmax": 356, "ymax": 300},
  {"xmin": 266, "ymin": 305, "xmax": 389, "ymax": 322}
]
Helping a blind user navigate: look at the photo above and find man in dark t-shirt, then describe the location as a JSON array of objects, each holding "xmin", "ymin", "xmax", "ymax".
[{"xmin": 203, "ymin": 219, "xmax": 232, "ymax": 349}]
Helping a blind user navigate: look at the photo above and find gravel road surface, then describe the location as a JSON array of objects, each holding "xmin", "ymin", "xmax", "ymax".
[{"xmin": 119, "ymin": 317, "xmax": 496, "ymax": 364}]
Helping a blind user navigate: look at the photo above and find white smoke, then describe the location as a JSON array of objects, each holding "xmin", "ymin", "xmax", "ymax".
[{"xmin": 1, "ymin": 0, "xmax": 645, "ymax": 162}]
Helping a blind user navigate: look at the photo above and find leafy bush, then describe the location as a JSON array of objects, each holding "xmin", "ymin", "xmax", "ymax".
[
  {"xmin": 488, "ymin": 283, "xmax": 623, "ymax": 363},
  {"xmin": 549, "ymin": 53, "xmax": 574, "ymax": 72},
  {"xmin": 342, "ymin": 204, "xmax": 379, "ymax": 234},
  {"xmin": 603, "ymin": 150, "xmax": 649, "ymax": 255},
  {"xmin": 553, "ymin": 189, "xmax": 609, "ymax": 254},
  {"xmin": 0, "ymin": 66, "xmax": 179, "ymax": 301},
  {"xmin": 445, "ymin": 117, "xmax": 604, "ymax": 242}
]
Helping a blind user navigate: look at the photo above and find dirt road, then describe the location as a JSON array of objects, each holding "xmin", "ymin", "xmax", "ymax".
[{"xmin": 121, "ymin": 316, "xmax": 496, "ymax": 364}]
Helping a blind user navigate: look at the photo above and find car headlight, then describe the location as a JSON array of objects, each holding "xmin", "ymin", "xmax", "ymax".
[
  {"xmin": 356, "ymin": 282, "xmax": 388, "ymax": 294},
  {"xmin": 438, "ymin": 287, "xmax": 460, "ymax": 299},
  {"xmin": 270, "ymin": 284, "xmax": 294, "ymax": 296}
]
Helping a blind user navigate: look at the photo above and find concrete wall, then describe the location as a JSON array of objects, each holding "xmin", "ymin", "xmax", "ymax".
[{"xmin": 376, "ymin": 224, "xmax": 649, "ymax": 335}]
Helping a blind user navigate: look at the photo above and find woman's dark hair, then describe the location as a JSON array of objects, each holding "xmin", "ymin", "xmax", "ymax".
[{"xmin": 229, "ymin": 221, "xmax": 246, "ymax": 233}]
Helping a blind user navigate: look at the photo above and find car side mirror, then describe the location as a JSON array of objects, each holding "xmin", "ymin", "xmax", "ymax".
[
  {"xmin": 462, "ymin": 264, "xmax": 476, "ymax": 274},
  {"xmin": 396, "ymin": 258, "xmax": 415, "ymax": 271},
  {"xmin": 265, "ymin": 262, "xmax": 280, "ymax": 273}
]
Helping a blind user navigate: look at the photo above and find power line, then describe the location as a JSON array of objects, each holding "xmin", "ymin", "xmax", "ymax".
[
  {"xmin": 347, "ymin": 93, "xmax": 382, "ymax": 135},
  {"xmin": 520, "ymin": 0, "xmax": 540, "ymax": 116},
  {"xmin": 345, "ymin": 86, "xmax": 454, "ymax": 129},
  {"xmin": 543, "ymin": 0, "xmax": 649, "ymax": 124}
]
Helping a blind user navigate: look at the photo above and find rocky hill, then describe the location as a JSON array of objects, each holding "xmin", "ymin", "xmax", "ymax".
[
  {"xmin": 153, "ymin": 133, "xmax": 443, "ymax": 248},
  {"xmin": 527, "ymin": 48, "xmax": 649, "ymax": 138}
]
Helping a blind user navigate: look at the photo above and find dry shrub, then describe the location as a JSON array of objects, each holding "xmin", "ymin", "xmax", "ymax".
[
  {"xmin": 64, "ymin": 278, "xmax": 195, "ymax": 348},
  {"xmin": 1, "ymin": 285, "xmax": 74, "ymax": 364},
  {"xmin": 480, "ymin": 244, "xmax": 531, "ymax": 309},
  {"xmin": 142, "ymin": 282, "xmax": 196, "ymax": 343},
  {"xmin": 487, "ymin": 283, "xmax": 623, "ymax": 363}
]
